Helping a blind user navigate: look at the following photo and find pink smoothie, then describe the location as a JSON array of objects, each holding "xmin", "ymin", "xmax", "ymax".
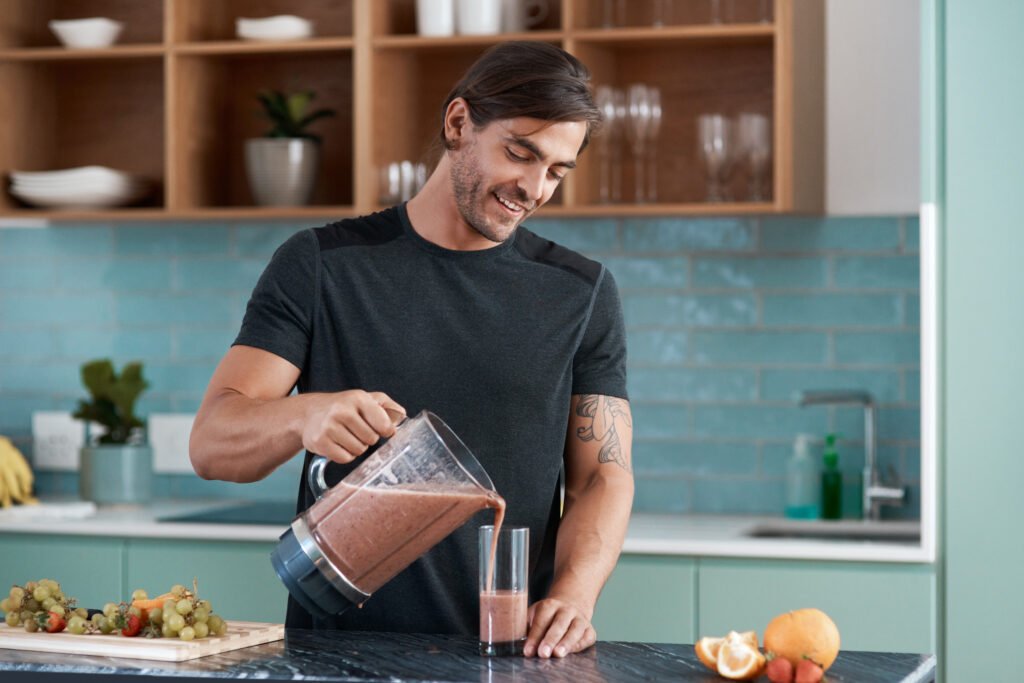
[
  {"xmin": 480, "ymin": 589, "xmax": 528, "ymax": 646},
  {"xmin": 306, "ymin": 481, "xmax": 505, "ymax": 595}
]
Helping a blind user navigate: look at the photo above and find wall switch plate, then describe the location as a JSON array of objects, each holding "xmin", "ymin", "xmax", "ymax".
[
  {"xmin": 32, "ymin": 412, "xmax": 85, "ymax": 471},
  {"xmin": 149, "ymin": 413, "xmax": 196, "ymax": 474}
]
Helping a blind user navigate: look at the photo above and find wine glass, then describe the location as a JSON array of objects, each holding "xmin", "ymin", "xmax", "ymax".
[
  {"xmin": 626, "ymin": 84, "xmax": 652, "ymax": 203},
  {"xmin": 737, "ymin": 112, "xmax": 771, "ymax": 201},
  {"xmin": 697, "ymin": 113, "xmax": 734, "ymax": 202},
  {"xmin": 595, "ymin": 86, "xmax": 618, "ymax": 203},
  {"xmin": 646, "ymin": 87, "xmax": 663, "ymax": 202}
]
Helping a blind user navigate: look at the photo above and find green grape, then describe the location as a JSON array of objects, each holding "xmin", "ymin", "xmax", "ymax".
[
  {"xmin": 53, "ymin": 592, "xmax": 64, "ymax": 602},
  {"xmin": 32, "ymin": 586, "xmax": 51, "ymax": 602},
  {"xmin": 175, "ymin": 599, "xmax": 193, "ymax": 616},
  {"xmin": 23, "ymin": 582, "xmax": 36, "ymax": 593},
  {"xmin": 41, "ymin": 597, "xmax": 55, "ymax": 610},
  {"xmin": 195, "ymin": 599, "xmax": 211, "ymax": 612},
  {"xmin": 20, "ymin": 611, "xmax": 33, "ymax": 624},
  {"xmin": 128, "ymin": 606, "xmax": 142, "ymax": 618},
  {"xmin": 131, "ymin": 589, "xmax": 148, "ymax": 601},
  {"xmin": 170, "ymin": 584, "xmax": 187, "ymax": 598},
  {"xmin": 24, "ymin": 598, "xmax": 39, "ymax": 612},
  {"xmin": 49, "ymin": 605, "xmax": 65, "ymax": 617},
  {"xmin": 0, "ymin": 597, "xmax": 11, "ymax": 613},
  {"xmin": 74, "ymin": 608, "xmax": 88, "ymax": 620},
  {"xmin": 102, "ymin": 602, "xmax": 119, "ymax": 618},
  {"xmin": 167, "ymin": 613, "xmax": 185, "ymax": 631},
  {"xmin": 39, "ymin": 579, "xmax": 58, "ymax": 589},
  {"xmin": 9, "ymin": 587, "xmax": 24, "ymax": 602},
  {"xmin": 98, "ymin": 616, "xmax": 114, "ymax": 634},
  {"xmin": 67, "ymin": 616, "xmax": 87, "ymax": 635},
  {"xmin": 178, "ymin": 626, "xmax": 195, "ymax": 641},
  {"xmin": 148, "ymin": 608, "xmax": 163, "ymax": 625},
  {"xmin": 192, "ymin": 608, "xmax": 209, "ymax": 623},
  {"xmin": 208, "ymin": 615, "xmax": 227, "ymax": 636},
  {"xmin": 91, "ymin": 613, "xmax": 105, "ymax": 625},
  {"xmin": 5, "ymin": 611, "xmax": 20, "ymax": 627},
  {"xmin": 161, "ymin": 623, "xmax": 175, "ymax": 638},
  {"xmin": 23, "ymin": 618, "xmax": 38, "ymax": 633},
  {"xmin": 163, "ymin": 599, "xmax": 176, "ymax": 611},
  {"xmin": 192, "ymin": 621, "xmax": 209, "ymax": 639}
]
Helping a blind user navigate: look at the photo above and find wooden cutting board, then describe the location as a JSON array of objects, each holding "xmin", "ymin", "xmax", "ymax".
[{"xmin": 0, "ymin": 620, "xmax": 284, "ymax": 662}]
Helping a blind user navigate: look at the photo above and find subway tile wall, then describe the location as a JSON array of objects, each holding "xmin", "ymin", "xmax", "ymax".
[{"xmin": 0, "ymin": 215, "xmax": 920, "ymax": 518}]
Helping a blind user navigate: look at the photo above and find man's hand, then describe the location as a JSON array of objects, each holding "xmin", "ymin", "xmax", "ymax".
[
  {"xmin": 301, "ymin": 390, "xmax": 406, "ymax": 464},
  {"xmin": 523, "ymin": 597, "xmax": 597, "ymax": 658}
]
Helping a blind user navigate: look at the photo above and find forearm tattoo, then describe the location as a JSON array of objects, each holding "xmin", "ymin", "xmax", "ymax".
[{"xmin": 575, "ymin": 395, "xmax": 632, "ymax": 473}]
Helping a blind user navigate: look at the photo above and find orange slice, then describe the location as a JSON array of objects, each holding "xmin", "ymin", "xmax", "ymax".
[
  {"xmin": 694, "ymin": 636, "xmax": 724, "ymax": 671},
  {"xmin": 716, "ymin": 640, "xmax": 766, "ymax": 681},
  {"xmin": 729, "ymin": 629, "xmax": 759, "ymax": 650}
]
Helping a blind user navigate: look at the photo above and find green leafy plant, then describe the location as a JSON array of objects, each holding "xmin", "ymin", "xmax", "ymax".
[
  {"xmin": 72, "ymin": 359, "xmax": 149, "ymax": 445},
  {"xmin": 256, "ymin": 90, "xmax": 336, "ymax": 142}
]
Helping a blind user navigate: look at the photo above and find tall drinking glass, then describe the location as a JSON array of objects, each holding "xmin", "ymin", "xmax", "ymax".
[
  {"xmin": 698, "ymin": 113, "xmax": 734, "ymax": 202},
  {"xmin": 479, "ymin": 525, "xmax": 529, "ymax": 656},
  {"xmin": 737, "ymin": 112, "xmax": 771, "ymax": 201}
]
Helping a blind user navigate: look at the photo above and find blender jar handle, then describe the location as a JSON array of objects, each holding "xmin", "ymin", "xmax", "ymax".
[{"xmin": 305, "ymin": 410, "xmax": 409, "ymax": 500}]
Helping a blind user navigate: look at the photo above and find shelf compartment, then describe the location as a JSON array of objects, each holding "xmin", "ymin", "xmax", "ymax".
[
  {"xmin": 169, "ymin": 49, "xmax": 353, "ymax": 210},
  {"xmin": 372, "ymin": 30, "xmax": 564, "ymax": 49},
  {"xmin": 171, "ymin": 0, "xmax": 352, "ymax": 42},
  {"xmin": 372, "ymin": 0, "xmax": 562, "ymax": 37},
  {"xmin": 0, "ymin": 0, "xmax": 164, "ymax": 49},
  {"xmin": 171, "ymin": 37, "xmax": 354, "ymax": 55},
  {"xmin": 571, "ymin": 0, "xmax": 774, "ymax": 30},
  {"xmin": 0, "ymin": 56, "xmax": 165, "ymax": 212},
  {"xmin": 0, "ymin": 45, "xmax": 166, "ymax": 60},
  {"xmin": 571, "ymin": 39, "xmax": 774, "ymax": 207}
]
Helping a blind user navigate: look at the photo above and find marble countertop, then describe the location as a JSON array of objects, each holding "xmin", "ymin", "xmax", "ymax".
[
  {"xmin": 0, "ymin": 629, "xmax": 937, "ymax": 682},
  {"xmin": 0, "ymin": 499, "xmax": 934, "ymax": 564}
]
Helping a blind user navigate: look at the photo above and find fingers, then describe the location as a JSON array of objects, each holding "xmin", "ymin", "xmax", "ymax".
[
  {"xmin": 303, "ymin": 390, "xmax": 406, "ymax": 463},
  {"xmin": 365, "ymin": 391, "xmax": 407, "ymax": 435},
  {"xmin": 553, "ymin": 618, "xmax": 591, "ymax": 657},
  {"xmin": 524, "ymin": 600, "xmax": 593, "ymax": 658}
]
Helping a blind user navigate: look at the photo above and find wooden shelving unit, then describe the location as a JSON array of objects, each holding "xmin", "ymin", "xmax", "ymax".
[{"xmin": 0, "ymin": 0, "xmax": 822, "ymax": 221}]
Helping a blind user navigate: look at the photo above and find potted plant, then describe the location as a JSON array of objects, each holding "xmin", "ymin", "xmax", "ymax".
[
  {"xmin": 72, "ymin": 359, "xmax": 152, "ymax": 505},
  {"xmin": 245, "ymin": 89, "xmax": 336, "ymax": 206}
]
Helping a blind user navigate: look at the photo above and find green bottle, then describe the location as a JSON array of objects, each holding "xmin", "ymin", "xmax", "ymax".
[{"xmin": 821, "ymin": 434, "xmax": 842, "ymax": 520}]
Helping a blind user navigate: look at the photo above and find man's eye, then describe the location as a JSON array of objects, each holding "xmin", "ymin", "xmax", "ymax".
[
  {"xmin": 506, "ymin": 149, "xmax": 528, "ymax": 162},
  {"xmin": 549, "ymin": 171, "xmax": 565, "ymax": 181}
]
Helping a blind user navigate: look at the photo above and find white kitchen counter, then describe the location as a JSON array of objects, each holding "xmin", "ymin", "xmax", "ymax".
[{"xmin": 0, "ymin": 499, "xmax": 933, "ymax": 564}]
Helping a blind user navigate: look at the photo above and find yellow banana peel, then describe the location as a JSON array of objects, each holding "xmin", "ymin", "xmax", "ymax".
[{"xmin": 0, "ymin": 436, "xmax": 37, "ymax": 508}]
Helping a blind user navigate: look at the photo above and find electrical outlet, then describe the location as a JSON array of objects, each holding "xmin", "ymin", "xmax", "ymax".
[
  {"xmin": 32, "ymin": 412, "xmax": 85, "ymax": 471},
  {"xmin": 149, "ymin": 413, "xmax": 196, "ymax": 474}
]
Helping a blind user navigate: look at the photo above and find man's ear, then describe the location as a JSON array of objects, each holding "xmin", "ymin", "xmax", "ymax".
[{"xmin": 443, "ymin": 98, "xmax": 470, "ymax": 150}]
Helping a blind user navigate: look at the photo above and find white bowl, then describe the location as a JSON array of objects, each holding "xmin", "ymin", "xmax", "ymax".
[
  {"xmin": 49, "ymin": 18, "xmax": 124, "ymax": 49},
  {"xmin": 236, "ymin": 15, "xmax": 313, "ymax": 41}
]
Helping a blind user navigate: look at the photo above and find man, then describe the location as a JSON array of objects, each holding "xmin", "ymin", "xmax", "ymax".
[{"xmin": 190, "ymin": 41, "xmax": 633, "ymax": 659}]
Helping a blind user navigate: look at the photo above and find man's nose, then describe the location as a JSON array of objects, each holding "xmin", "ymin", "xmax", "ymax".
[{"xmin": 518, "ymin": 167, "xmax": 546, "ymax": 204}]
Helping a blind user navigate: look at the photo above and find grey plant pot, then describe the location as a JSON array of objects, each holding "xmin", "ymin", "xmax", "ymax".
[
  {"xmin": 245, "ymin": 138, "xmax": 320, "ymax": 206},
  {"xmin": 79, "ymin": 445, "xmax": 153, "ymax": 505}
]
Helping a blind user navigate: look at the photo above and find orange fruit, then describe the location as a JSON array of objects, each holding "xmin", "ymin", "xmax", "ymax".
[
  {"xmin": 763, "ymin": 608, "xmax": 841, "ymax": 671},
  {"xmin": 694, "ymin": 635, "xmax": 724, "ymax": 671},
  {"xmin": 716, "ymin": 639, "xmax": 766, "ymax": 680}
]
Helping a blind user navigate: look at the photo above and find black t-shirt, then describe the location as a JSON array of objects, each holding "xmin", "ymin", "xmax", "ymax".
[{"xmin": 234, "ymin": 204, "xmax": 628, "ymax": 634}]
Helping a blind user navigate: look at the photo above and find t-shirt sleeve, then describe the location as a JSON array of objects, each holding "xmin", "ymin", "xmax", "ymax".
[
  {"xmin": 233, "ymin": 229, "xmax": 318, "ymax": 370},
  {"xmin": 572, "ymin": 267, "xmax": 628, "ymax": 399}
]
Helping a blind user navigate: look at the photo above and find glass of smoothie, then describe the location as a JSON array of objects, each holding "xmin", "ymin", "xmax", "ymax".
[{"xmin": 479, "ymin": 525, "xmax": 529, "ymax": 656}]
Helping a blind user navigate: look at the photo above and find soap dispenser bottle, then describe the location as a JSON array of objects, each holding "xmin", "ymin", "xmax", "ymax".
[
  {"xmin": 821, "ymin": 433, "xmax": 842, "ymax": 520},
  {"xmin": 785, "ymin": 433, "xmax": 819, "ymax": 519}
]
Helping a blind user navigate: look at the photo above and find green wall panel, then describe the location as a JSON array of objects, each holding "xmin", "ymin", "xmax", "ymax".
[
  {"xmin": 124, "ymin": 539, "xmax": 285, "ymax": 623},
  {"xmin": 698, "ymin": 558, "xmax": 935, "ymax": 655},
  {"xmin": 592, "ymin": 555, "xmax": 696, "ymax": 644},
  {"xmin": 0, "ymin": 534, "xmax": 124, "ymax": 610}
]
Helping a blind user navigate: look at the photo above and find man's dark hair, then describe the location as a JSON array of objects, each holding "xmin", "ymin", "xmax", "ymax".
[{"xmin": 440, "ymin": 41, "xmax": 603, "ymax": 153}]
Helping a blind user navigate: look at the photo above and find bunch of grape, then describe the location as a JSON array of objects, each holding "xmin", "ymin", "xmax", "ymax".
[
  {"xmin": 0, "ymin": 579, "xmax": 85, "ymax": 633},
  {"xmin": 130, "ymin": 582, "xmax": 226, "ymax": 641}
]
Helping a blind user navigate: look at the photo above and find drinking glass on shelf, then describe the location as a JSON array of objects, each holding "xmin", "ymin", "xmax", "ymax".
[
  {"xmin": 697, "ymin": 113, "xmax": 734, "ymax": 202},
  {"xmin": 652, "ymin": 0, "xmax": 671, "ymax": 27},
  {"xmin": 737, "ymin": 112, "xmax": 771, "ymax": 201},
  {"xmin": 595, "ymin": 86, "xmax": 618, "ymax": 204},
  {"xmin": 758, "ymin": 0, "xmax": 772, "ymax": 23},
  {"xmin": 602, "ymin": 0, "xmax": 626, "ymax": 28},
  {"xmin": 626, "ymin": 84, "xmax": 653, "ymax": 203},
  {"xmin": 710, "ymin": 0, "xmax": 723, "ymax": 24},
  {"xmin": 646, "ymin": 87, "xmax": 662, "ymax": 202}
]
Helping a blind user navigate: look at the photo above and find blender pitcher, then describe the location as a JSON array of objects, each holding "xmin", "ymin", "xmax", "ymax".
[{"xmin": 270, "ymin": 410, "xmax": 504, "ymax": 618}]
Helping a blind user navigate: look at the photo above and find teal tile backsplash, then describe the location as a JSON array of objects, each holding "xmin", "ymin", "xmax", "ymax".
[{"xmin": 0, "ymin": 214, "xmax": 920, "ymax": 518}]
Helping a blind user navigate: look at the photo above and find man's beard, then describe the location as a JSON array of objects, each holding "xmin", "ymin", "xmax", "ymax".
[{"xmin": 449, "ymin": 144, "xmax": 527, "ymax": 244}]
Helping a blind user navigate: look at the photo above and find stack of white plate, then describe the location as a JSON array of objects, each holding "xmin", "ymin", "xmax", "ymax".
[
  {"xmin": 236, "ymin": 15, "xmax": 313, "ymax": 41},
  {"xmin": 8, "ymin": 166, "xmax": 152, "ymax": 209}
]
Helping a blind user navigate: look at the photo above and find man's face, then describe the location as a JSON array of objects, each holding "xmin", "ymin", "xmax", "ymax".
[{"xmin": 449, "ymin": 117, "xmax": 586, "ymax": 243}]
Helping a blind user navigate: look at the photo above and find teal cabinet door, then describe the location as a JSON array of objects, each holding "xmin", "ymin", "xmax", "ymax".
[
  {"xmin": 697, "ymin": 558, "xmax": 935, "ymax": 655},
  {"xmin": 124, "ymin": 539, "xmax": 286, "ymax": 623},
  {"xmin": 592, "ymin": 555, "xmax": 696, "ymax": 644},
  {"xmin": 0, "ymin": 534, "xmax": 124, "ymax": 610}
]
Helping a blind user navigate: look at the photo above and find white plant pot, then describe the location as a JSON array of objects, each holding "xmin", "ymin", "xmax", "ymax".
[
  {"xmin": 245, "ymin": 138, "xmax": 320, "ymax": 206},
  {"xmin": 79, "ymin": 445, "xmax": 152, "ymax": 505}
]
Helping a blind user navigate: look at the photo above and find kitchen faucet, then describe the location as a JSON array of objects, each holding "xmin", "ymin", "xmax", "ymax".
[{"xmin": 796, "ymin": 390, "xmax": 905, "ymax": 521}]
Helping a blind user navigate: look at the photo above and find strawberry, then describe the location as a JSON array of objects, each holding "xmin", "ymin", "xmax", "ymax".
[
  {"xmin": 36, "ymin": 611, "xmax": 66, "ymax": 634},
  {"xmin": 765, "ymin": 655, "xmax": 795, "ymax": 683},
  {"xmin": 795, "ymin": 658, "xmax": 824, "ymax": 683},
  {"xmin": 120, "ymin": 613, "xmax": 143, "ymax": 637}
]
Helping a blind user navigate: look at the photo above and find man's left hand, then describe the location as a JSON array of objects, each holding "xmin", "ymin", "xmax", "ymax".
[{"xmin": 523, "ymin": 597, "xmax": 597, "ymax": 658}]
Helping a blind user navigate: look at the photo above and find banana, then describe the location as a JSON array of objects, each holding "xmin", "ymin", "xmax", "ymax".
[{"xmin": 0, "ymin": 436, "xmax": 36, "ymax": 507}]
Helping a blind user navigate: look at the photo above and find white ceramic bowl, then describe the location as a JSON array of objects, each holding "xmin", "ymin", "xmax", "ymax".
[
  {"xmin": 49, "ymin": 18, "xmax": 124, "ymax": 49},
  {"xmin": 236, "ymin": 15, "xmax": 313, "ymax": 41}
]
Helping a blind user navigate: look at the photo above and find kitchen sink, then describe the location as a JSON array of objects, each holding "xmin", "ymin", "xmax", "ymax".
[{"xmin": 744, "ymin": 519, "xmax": 921, "ymax": 543}]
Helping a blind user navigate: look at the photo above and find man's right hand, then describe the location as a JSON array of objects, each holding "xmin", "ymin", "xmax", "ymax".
[{"xmin": 302, "ymin": 390, "xmax": 406, "ymax": 464}]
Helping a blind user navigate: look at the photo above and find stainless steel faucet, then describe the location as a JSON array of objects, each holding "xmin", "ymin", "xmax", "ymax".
[{"xmin": 796, "ymin": 389, "xmax": 905, "ymax": 521}]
